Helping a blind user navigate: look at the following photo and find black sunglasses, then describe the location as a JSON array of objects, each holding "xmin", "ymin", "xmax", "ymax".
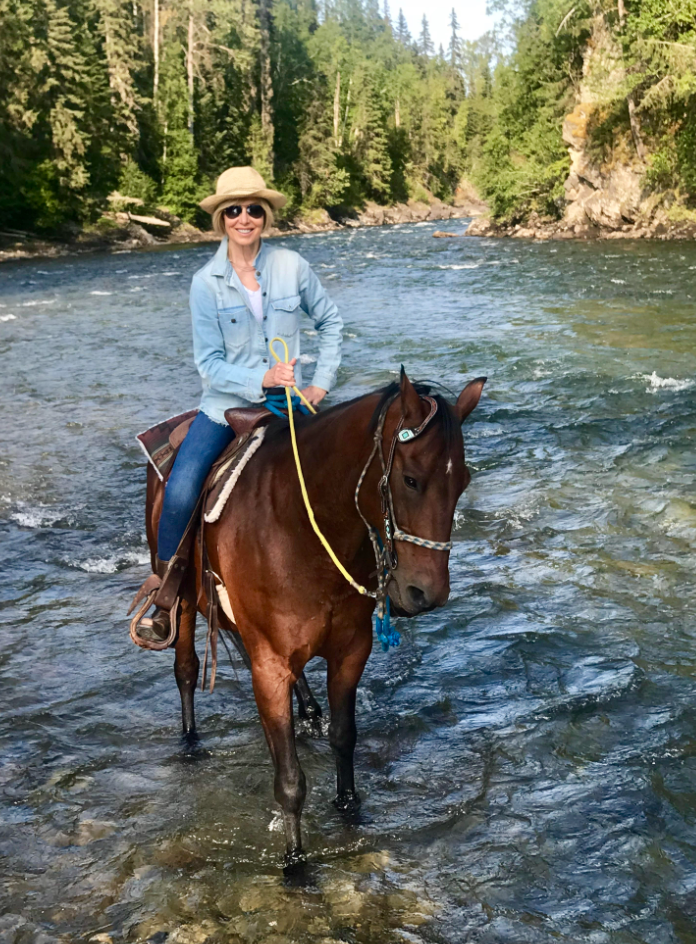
[{"xmin": 223, "ymin": 204, "xmax": 266, "ymax": 220}]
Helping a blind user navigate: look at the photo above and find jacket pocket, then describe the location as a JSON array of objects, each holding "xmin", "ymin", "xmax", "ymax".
[
  {"xmin": 271, "ymin": 294, "xmax": 301, "ymax": 339},
  {"xmin": 218, "ymin": 305, "xmax": 251, "ymax": 353}
]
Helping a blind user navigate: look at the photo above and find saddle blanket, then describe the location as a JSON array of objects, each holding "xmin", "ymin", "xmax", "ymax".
[
  {"xmin": 136, "ymin": 409, "xmax": 198, "ymax": 481},
  {"xmin": 204, "ymin": 427, "xmax": 266, "ymax": 523}
]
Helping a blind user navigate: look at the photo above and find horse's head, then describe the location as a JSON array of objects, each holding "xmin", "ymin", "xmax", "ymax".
[{"xmin": 385, "ymin": 369, "xmax": 486, "ymax": 617}]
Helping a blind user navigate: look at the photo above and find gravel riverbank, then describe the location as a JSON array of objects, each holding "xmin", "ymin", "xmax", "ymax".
[{"xmin": 0, "ymin": 196, "xmax": 487, "ymax": 263}]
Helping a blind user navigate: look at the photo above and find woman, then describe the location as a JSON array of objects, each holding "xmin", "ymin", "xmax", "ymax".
[{"xmin": 136, "ymin": 166, "xmax": 343, "ymax": 642}]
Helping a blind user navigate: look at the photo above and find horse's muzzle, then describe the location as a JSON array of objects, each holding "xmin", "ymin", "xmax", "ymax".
[{"xmin": 388, "ymin": 579, "xmax": 449, "ymax": 617}]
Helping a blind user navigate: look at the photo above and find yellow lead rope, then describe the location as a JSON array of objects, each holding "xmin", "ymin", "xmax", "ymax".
[{"xmin": 270, "ymin": 337, "xmax": 374, "ymax": 598}]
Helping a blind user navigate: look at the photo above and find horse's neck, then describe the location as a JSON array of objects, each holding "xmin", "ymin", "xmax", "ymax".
[{"xmin": 287, "ymin": 395, "xmax": 384, "ymax": 540}]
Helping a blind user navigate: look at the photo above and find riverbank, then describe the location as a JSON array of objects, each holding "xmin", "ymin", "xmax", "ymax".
[
  {"xmin": 0, "ymin": 192, "xmax": 487, "ymax": 263},
  {"xmin": 465, "ymin": 208, "xmax": 696, "ymax": 241}
]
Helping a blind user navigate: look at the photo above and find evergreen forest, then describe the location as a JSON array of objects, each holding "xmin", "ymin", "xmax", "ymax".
[{"xmin": 1, "ymin": 0, "xmax": 695, "ymax": 235}]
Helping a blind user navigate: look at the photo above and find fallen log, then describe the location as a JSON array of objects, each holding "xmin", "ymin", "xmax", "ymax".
[{"xmin": 128, "ymin": 213, "xmax": 171, "ymax": 229}]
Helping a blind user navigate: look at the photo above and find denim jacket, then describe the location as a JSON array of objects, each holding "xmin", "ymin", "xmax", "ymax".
[{"xmin": 190, "ymin": 237, "xmax": 343, "ymax": 424}]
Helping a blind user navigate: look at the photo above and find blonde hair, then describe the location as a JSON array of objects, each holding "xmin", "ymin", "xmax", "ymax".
[{"xmin": 212, "ymin": 198, "xmax": 274, "ymax": 237}]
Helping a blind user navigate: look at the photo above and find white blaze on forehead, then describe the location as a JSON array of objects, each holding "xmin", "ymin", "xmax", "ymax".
[{"xmin": 446, "ymin": 457, "xmax": 453, "ymax": 475}]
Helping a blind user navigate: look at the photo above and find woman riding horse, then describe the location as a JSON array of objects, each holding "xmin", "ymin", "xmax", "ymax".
[
  {"xmin": 135, "ymin": 166, "xmax": 342, "ymax": 643},
  {"xmin": 130, "ymin": 166, "xmax": 486, "ymax": 864}
]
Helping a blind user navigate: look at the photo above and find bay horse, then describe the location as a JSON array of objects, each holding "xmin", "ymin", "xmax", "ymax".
[{"xmin": 144, "ymin": 369, "xmax": 485, "ymax": 862}]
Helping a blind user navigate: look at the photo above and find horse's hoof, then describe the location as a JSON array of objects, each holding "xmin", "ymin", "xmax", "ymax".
[
  {"xmin": 180, "ymin": 729, "xmax": 200, "ymax": 757},
  {"xmin": 283, "ymin": 852, "xmax": 315, "ymax": 887},
  {"xmin": 333, "ymin": 790, "xmax": 361, "ymax": 814},
  {"xmin": 296, "ymin": 714, "xmax": 326, "ymax": 739}
]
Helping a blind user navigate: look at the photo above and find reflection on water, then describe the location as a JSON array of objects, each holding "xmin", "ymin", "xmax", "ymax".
[{"xmin": 1, "ymin": 228, "xmax": 695, "ymax": 942}]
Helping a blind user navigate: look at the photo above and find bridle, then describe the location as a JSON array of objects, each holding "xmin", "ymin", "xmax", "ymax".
[{"xmin": 354, "ymin": 393, "xmax": 454, "ymax": 645}]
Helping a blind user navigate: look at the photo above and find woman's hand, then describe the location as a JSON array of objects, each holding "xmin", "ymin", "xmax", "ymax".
[
  {"xmin": 300, "ymin": 386, "xmax": 327, "ymax": 406},
  {"xmin": 263, "ymin": 357, "xmax": 297, "ymax": 389}
]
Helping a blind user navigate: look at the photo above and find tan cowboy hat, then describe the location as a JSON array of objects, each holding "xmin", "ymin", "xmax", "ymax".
[{"xmin": 199, "ymin": 166, "xmax": 287, "ymax": 214}]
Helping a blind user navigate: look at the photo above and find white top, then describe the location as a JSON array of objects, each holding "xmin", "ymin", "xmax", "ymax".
[{"xmin": 244, "ymin": 285, "xmax": 264, "ymax": 325}]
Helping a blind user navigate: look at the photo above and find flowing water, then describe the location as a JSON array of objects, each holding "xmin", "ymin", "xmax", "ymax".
[{"xmin": 1, "ymin": 224, "xmax": 696, "ymax": 944}]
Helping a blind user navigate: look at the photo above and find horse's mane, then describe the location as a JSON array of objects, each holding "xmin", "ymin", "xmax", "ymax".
[{"xmin": 263, "ymin": 380, "xmax": 459, "ymax": 450}]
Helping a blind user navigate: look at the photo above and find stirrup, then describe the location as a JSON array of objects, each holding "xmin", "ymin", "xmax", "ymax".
[{"xmin": 128, "ymin": 574, "xmax": 179, "ymax": 650}]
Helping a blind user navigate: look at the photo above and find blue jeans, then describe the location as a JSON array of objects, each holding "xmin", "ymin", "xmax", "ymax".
[{"xmin": 157, "ymin": 411, "xmax": 235, "ymax": 561}]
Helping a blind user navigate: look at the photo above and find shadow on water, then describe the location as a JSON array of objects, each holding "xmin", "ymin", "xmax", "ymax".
[{"xmin": 1, "ymin": 229, "xmax": 696, "ymax": 941}]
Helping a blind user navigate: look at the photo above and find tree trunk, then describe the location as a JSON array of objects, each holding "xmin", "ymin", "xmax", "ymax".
[
  {"xmin": 341, "ymin": 76, "xmax": 352, "ymax": 145},
  {"xmin": 627, "ymin": 93, "xmax": 646, "ymax": 161},
  {"xmin": 258, "ymin": 0, "xmax": 274, "ymax": 172},
  {"xmin": 395, "ymin": 96, "xmax": 400, "ymax": 128},
  {"xmin": 187, "ymin": 6, "xmax": 194, "ymax": 137},
  {"xmin": 153, "ymin": 0, "xmax": 160, "ymax": 102},
  {"xmin": 614, "ymin": 0, "xmax": 643, "ymax": 160},
  {"xmin": 333, "ymin": 70, "xmax": 341, "ymax": 147}
]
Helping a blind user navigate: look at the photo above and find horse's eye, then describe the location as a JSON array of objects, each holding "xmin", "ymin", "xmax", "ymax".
[{"xmin": 404, "ymin": 475, "xmax": 418, "ymax": 491}]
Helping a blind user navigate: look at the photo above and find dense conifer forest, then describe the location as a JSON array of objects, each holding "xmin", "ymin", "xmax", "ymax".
[{"xmin": 1, "ymin": 0, "xmax": 695, "ymax": 235}]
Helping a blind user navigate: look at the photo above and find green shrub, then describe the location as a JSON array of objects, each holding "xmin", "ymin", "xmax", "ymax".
[
  {"xmin": 118, "ymin": 160, "xmax": 157, "ymax": 208},
  {"xmin": 645, "ymin": 145, "xmax": 678, "ymax": 191},
  {"xmin": 21, "ymin": 161, "xmax": 72, "ymax": 231}
]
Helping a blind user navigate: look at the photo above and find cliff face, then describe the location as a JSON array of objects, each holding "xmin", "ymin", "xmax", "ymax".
[
  {"xmin": 560, "ymin": 17, "xmax": 653, "ymax": 235},
  {"xmin": 469, "ymin": 16, "xmax": 696, "ymax": 241},
  {"xmin": 562, "ymin": 104, "xmax": 646, "ymax": 232}
]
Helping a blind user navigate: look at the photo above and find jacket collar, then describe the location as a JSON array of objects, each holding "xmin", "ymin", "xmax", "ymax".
[{"xmin": 211, "ymin": 237, "xmax": 268, "ymax": 278}]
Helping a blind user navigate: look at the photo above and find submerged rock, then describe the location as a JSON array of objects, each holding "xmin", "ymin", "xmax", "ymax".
[
  {"xmin": 168, "ymin": 922, "xmax": 222, "ymax": 944},
  {"xmin": 74, "ymin": 818, "xmax": 117, "ymax": 845}
]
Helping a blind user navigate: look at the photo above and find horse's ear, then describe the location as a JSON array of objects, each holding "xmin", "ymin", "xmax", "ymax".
[
  {"xmin": 455, "ymin": 377, "xmax": 487, "ymax": 423},
  {"xmin": 400, "ymin": 365, "xmax": 426, "ymax": 426}
]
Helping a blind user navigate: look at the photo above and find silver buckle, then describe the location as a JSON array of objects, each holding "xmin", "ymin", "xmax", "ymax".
[{"xmin": 398, "ymin": 428, "xmax": 416, "ymax": 442}]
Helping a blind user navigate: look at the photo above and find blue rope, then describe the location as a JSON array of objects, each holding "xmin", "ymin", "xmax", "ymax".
[
  {"xmin": 373, "ymin": 533, "xmax": 400, "ymax": 652},
  {"xmin": 264, "ymin": 392, "xmax": 312, "ymax": 419},
  {"xmin": 375, "ymin": 593, "xmax": 400, "ymax": 652}
]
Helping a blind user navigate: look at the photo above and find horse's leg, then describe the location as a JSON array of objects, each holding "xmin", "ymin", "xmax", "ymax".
[
  {"xmin": 223, "ymin": 624, "xmax": 320, "ymax": 732},
  {"xmin": 327, "ymin": 640, "xmax": 371, "ymax": 812},
  {"xmin": 174, "ymin": 595, "xmax": 198, "ymax": 739},
  {"xmin": 294, "ymin": 672, "xmax": 323, "ymax": 736},
  {"xmin": 252, "ymin": 662, "xmax": 306, "ymax": 863}
]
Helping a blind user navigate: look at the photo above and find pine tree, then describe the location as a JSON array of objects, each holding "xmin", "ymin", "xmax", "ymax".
[
  {"xmin": 95, "ymin": 0, "xmax": 143, "ymax": 148},
  {"xmin": 159, "ymin": 53, "xmax": 199, "ymax": 220},
  {"xmin": 295, "ymin": 94, "xmax": 349, "ymax": 207},
  {"xmin": 354, "ymin": 74, "xmax": 391, "ymax": 199},
  {"xmin": 396, "ymin": 8, "xmax": 410, "ymax": 45},
  {"xmin": 0, "ymin": 0, "xmax": 39, "ymax": 227},
  {"xmin": 418, "ymin": 15, "xmax": 433, "ymax": 57},
  {"xmin": 257, "ymin": 0, "xmax": 274, "ymax": 174},
  {"xmin": 448, "ymin": 8, "xmax": 459, "ymax": 71}
]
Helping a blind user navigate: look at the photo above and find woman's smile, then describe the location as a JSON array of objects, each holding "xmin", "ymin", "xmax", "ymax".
[{"xmin": 225, "ymin": 202, "xmax": 265, "ymax": 247}]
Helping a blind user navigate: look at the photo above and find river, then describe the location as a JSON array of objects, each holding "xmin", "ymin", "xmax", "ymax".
[{"xmin": 1, "ymin": 224, "xmax": 695, "ymax": 943}]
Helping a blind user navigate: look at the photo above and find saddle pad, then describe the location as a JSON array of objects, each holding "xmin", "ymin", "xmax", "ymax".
[
  {"xmin": 136, "ymin": 409, "xmax": 199, "ymax": 481},
  {"xmin": 204, "ymin": 427, "xmax": 267, "ymax": 523}
]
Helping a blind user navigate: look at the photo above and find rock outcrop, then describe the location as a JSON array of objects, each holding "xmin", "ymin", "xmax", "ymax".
[
  {"xmin": 467, "ymin": 15, "xmax": 695, "ymax": 241},
  {"xmin": 562, "ymin": 103, "xmax": 645, "ymax": 230}
]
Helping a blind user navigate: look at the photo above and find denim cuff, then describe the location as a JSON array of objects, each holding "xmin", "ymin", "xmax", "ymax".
[{"xmin": 311, "ymin": 370, "xmax": 334, "ymax": 392}]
